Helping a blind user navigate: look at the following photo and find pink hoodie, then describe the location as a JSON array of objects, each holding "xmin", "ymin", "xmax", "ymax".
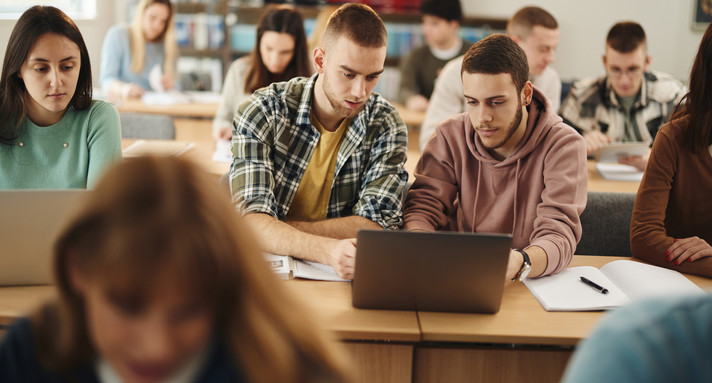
[{"xmin": 404, "ymin": 88, "xmax": 587, "ymax": 276}]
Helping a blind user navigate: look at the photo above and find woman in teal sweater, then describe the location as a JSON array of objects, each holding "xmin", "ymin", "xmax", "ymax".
[{"xmin": 0, "ymin": 6, "xmax": 121, "ymax": 189}]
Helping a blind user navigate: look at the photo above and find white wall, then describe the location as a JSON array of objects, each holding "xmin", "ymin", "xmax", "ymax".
[
  {"xmin": 0, "ymin": 0, "xmax": 704, "ymax": 85},
  {"xmin": 463, "ymin": 0, "xmax": 703, "ymax": 82}
]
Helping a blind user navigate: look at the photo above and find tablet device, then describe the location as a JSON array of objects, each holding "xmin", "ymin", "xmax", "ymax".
[
  {"xmin": 352, "ymin": 230, "xmax": 512, "ymax": 313},
  {"xmin": 595, "ymin": 142, "xmax": 649, "ymax": 162},
  {"xmin": 0, "ymin": 189, "xmax": 87, "ymax": 286}
]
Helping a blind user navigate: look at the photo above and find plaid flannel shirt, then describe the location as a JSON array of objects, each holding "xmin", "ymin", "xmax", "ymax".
[
  {"xmin": 560, "ymin": 71, "xmax": 686, "ymax": 143},
  {"xmin": 229, "ymin": 75, "xmax": 408, "ymax": 230}
]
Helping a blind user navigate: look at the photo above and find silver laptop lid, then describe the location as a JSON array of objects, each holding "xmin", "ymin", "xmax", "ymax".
[
  {"xmin": 352, "ymin": 230, "xmax": 512, "ymax": 313},
  {"xmin": 0, "ymin": 189, "xmax": 88, "ymax": 286}
]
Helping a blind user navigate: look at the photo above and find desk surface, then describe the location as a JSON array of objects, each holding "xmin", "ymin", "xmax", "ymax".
[
  {"xmin": 3, "ymin": 256, "xmax": 710, "ymax": 347},
  {"xmin": 122, "ymin": 118, "xmax": 229, "ymax": 178},
  {"xmin": 116, "ymin": 99, "xmax": 218, "ymax": 119},
  {"xmin": 417, "ymin": 256, "xmax": 712, "ymax": 346}
]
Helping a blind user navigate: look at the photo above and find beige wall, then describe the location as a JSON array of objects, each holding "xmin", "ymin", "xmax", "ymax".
[
  {"xmin": 0, "ymin": 0, "xmax": 122, "ymax": 88},
  {"xmin": 463, "ymin": 0, "xmax": 702, "ymax": 82}
]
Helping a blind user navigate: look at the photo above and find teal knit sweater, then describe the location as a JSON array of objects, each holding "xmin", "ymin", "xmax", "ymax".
[{"xmin": 0, "ymin": 100, "xmax": 122, "ymax": 189}]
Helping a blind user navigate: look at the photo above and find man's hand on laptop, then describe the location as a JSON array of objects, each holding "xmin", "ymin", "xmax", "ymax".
[{"xmin": 325, "ymin": 238, "xmax": 357, "ymax": 280}]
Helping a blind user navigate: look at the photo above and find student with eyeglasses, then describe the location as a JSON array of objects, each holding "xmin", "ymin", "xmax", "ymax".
[{"xmin": 560, "ymin": 21, "xmax": 686, "ymax": 171}]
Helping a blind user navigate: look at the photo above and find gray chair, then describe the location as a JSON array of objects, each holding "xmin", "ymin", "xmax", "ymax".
[
  {"xmin": 577, "ymin": 191, "xmax": 636, "ymax": 256},
  {"xmin": 119, "ymin": 113, "xmax": 176, "ymax": 140}
]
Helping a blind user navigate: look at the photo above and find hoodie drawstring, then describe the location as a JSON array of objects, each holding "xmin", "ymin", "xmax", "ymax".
[
  {"xmin": 471, "ymin": 164, "xmax": 482, "ymax": 231},
  {"xmin": 512, "ymin": 158, "xmax": 521, "ymax": 237}
]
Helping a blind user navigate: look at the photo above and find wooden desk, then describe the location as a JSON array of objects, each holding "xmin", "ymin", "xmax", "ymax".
[
  {"xmin": 586, "ymin": 160, "xmax": 640, "ymax": 193},
  {"xmin": 1, "ymin": 256, "xmax": 711, "ymax": 383},
  {"xmin": 415, "ymin": 256, "xmax": 712, "ymax": 382},
  {"xmin": 393, "ymin": 102, "xmax": 426, "ymax": 129},
  {"xmin": 116, "ymin": 99, "xmax": 218, "ymax": 119},
  {"xmin": 121, "ymin": 118, "xmax": 229, "ymax": 178},
  {"xmin": 286, "ymin": 281, "xmax": 420, "ymax": 382}
]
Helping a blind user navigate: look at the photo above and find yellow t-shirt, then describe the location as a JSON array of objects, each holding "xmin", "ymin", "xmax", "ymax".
[{"xmin": 285, "ymin": 112, "xmax": 350, "ymax": 221}]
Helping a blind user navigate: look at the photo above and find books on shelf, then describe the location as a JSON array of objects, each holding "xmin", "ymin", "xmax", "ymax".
[
  {"xmin": 523, "ymin": 260, "xmax": 704, "ymax": 311},
  {"xmin": 264, "ymin": 253, "xmax": 346, "ymax": 282}
]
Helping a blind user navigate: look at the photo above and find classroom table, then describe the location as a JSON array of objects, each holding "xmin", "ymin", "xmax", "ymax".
[
  {"xmin": 116, "ymin": 98, "xmax": 219, "ymax": 119},
  {"xmin": 2, "ymin": 256, "xmax": 710, "ymax": 383}
]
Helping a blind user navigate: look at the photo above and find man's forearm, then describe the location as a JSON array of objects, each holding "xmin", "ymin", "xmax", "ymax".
[
  {"xmin": 243, "ymin": 213, "xmax": 338, "ymax": 264},
  {"xmin": 287, "ymin": 215, "xmax": 382, "ymax": 239}
]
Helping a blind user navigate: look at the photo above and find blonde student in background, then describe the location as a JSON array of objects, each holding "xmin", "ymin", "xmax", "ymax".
[
  {"xmin": 213, "ymin": 5, "xmax": 311, "ymax": 141},
  {"xmin": 100, "ymin": 0, "xmax": 178, "ymax": 99},
  {"xmin": 0, "ymin": 6, "xmax": 121, "ymax": 189},
  {"xmin": 0, "ymin": 156, "xmax": 352, "ymax": 383}
]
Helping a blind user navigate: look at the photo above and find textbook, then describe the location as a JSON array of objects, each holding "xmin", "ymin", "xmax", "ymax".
[
  {"xmin": 264, "ymin": 253, "xmax": 347, "ymax": 281},
  {"xmin": 523, "ymin": 260, "xmax": 704, "ymax": 311}
]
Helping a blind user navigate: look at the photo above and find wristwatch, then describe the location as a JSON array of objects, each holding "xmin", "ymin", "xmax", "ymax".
[{"xmin": 512, "ymin": 249, "xmax": 532, "ymax": 282}]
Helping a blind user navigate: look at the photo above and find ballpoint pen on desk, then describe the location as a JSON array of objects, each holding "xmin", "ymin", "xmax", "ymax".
[{"xmin": 580, "ymin": 276, "xmax": 609, "ymax": 294}]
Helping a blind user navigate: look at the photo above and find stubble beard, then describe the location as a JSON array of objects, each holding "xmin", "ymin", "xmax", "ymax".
[
  {"xmin": 477, "ymin": 98, "xmax": 523, "ymax": 151},
  {"xmin": 322, "ymin": 71, "xmax": 365, "ymax": 119}
]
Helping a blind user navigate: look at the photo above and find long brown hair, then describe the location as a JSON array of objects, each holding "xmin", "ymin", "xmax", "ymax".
[
  {"xmin": 32, "ymin": 156, "xmax": 351, "ymax": 383},
  {"xmin": 0, "ymin": 6, "xmax": 92, "ymax": 145},
  {"xmin": 245, "ymin": 5, "xmax": 311, "ymax": 94},
  {"xmin": 670, "ymin": 22, "xmax": 712, "ymax": 155},
  {"xmin": 129, "ymin": 0, "xmax": 178, "ymax": 77}
]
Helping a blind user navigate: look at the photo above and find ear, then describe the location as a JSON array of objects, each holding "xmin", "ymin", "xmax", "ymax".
[
  {"xmin": 313, "ymin": 47, "xmax": 326, "ymax": 74},
  {"xmin": 644, "ymin": 54, "xmax": 651, "ymax": 71},
  {"xmin": 510, "ymin": 34, "xmax": 522, "ymax": 44},
  {"xmin": 601, "ymin": 54, "xmax": 607, "ymax": 68},
  {"xmin": 521, "ymin": 81, "xmax": 534, "ymax": 106}
]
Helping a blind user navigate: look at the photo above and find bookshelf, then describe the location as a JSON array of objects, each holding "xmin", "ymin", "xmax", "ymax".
[{"xmin": 173, "ymin": 1, "xmax": 506, "ymax": 98}]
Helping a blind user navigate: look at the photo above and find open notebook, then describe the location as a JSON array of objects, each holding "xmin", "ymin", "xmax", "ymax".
[{"xmin": 524, "ymin": 260, "xmax": 704, "ymax": 311}]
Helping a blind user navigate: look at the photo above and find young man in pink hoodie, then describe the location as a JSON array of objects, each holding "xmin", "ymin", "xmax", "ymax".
[{"xmin": 403, "ymin": 34, "xmax": 587, "ymax": 281}]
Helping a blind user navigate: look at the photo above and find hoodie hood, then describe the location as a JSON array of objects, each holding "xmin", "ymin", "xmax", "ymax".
[{"xmin": 465, "ymin": 86, "xmax": 563, "ymax": 167}]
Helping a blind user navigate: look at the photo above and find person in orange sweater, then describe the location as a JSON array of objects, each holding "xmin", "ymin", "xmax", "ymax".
[
  {"xmin": 630, "ymin": 23, "xmax": 712, "ymax": 278},
  {"xmin": 403, "ymin": 34, "xmax": 587, "ymax": 282}
]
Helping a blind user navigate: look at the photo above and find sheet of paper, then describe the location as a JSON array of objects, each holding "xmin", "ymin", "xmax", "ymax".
[
  {"xmin": 524, "ymin": 266, "xmax": 631, "ymax": 311},
  {"xmin": 149, "ymin": 64, "xmax": 164, "ymax": 92},
  {"xmin": 212, "ymin": 139, "xmax": 232, "ymax": 163},
  {"xmin": 263, "ymin": 253, "xmax": 293, "ymax": 280},
  {"xmin": 293, "ymin": 260, "xmax": 348, "ymax": 282},
  {"xmin": 595, "ymin": 162, "xmax": 644, "ymax": 182},
  {"xmin": 601, "ymin": 260, "xmax": 704, "ymax": 301}
]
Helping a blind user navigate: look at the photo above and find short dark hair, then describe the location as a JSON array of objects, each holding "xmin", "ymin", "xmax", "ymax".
[
  {"xmin": 322, "ymin": 3, "xmax": 387, "ymax": 50},
  {"xmin": 507, "ymin": 6, "xmax": 558, "ymax": 39},
  {"xmin": 606, "ymin": 21, "xmax": 647, "ymax": 53},
  {"xmin": 420, "ymin": 0, "xmax": 463, "ymax": 23},
  {"xmin": 0, "ymin": 6, "xmax": 92, "ymax": 145},
  {"xmin": 461, "ymin": 34, "xmax": 529, "ymax": 92}
]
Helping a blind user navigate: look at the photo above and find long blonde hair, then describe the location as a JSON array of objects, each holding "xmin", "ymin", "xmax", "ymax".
[
  {"xmin": 129, "ymin": 0, "xmax": 178, "ymax": 77},
  {"xmin": 32, "ymin": 156, "xmax": 351, "ymax": 383}
]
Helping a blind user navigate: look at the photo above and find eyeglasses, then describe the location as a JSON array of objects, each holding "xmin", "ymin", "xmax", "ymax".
[{"xmin": 608, "ymin": 67, "xmax": 643, "ymax": 78}]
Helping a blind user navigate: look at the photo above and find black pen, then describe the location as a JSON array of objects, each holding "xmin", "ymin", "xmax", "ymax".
[{"xmin": 580, "ymin": 276, "xmax": 609, "ymax": 294}]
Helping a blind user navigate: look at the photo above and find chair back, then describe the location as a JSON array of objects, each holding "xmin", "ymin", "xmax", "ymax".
[
  {"xmin": 119, "ymin": 113, "xmax": 176, "ymax": 140},
  {"xmin": 577, "ymin": 191, "xmax": 636, "ymax": 256}
]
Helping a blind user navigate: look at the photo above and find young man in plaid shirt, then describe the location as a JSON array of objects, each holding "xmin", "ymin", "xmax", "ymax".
[{"xmin": 230, "ymin": 3, "xmax": 408, "ymax": 279}]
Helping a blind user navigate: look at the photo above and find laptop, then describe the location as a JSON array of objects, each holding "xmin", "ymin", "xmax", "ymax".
[
  {"xmin": 0, "ymin": 189, "xmax": 88, "ymax": 286},
  {"xmin": 352, "ymin": 230, "xmax": 512, "ymax": 314}
]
